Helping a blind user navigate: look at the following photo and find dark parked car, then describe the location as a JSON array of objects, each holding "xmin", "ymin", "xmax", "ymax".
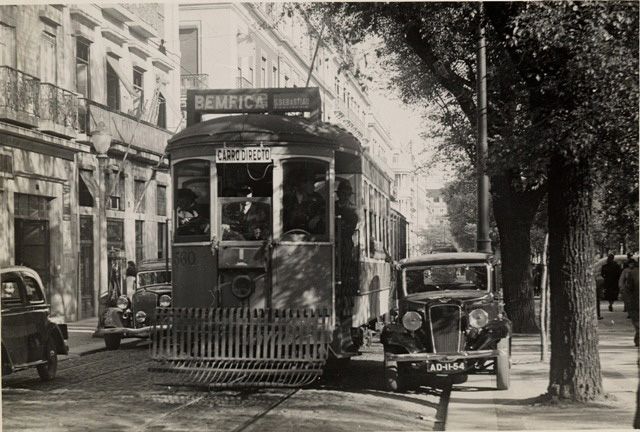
[
  {"xmin": 97, "ymin": 260, "xmax": 171, "ymax": 350},
  {"xmin": 1, "ymin": 267, "xmax": 69, "ymax": 381},
  {"xmin": 381, "ymin": 252, "xmax": 511, "ymax": 392}
]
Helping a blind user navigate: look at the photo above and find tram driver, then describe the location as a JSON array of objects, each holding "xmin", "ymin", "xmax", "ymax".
[{"xmin": 176, "ymin": 188, "xmax": 210, "ymax": 235}]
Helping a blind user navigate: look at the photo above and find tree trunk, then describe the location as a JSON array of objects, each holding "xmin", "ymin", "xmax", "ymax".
[
  {"xmin": 491, "ymin": 174, "xmax": 542, "ymax": 333},
  {"xmin": 547, "ymin": 153, "xmax": 602, "ymax": 401}
]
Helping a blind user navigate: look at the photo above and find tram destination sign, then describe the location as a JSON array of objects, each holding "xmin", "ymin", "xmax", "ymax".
[
  {"xmin": 216, "ymin": 147, "xmax": 272, "ymax": 163},
  {"xmin": 186, "ymin": 87, "xmax": 321, "ymax": 126}
]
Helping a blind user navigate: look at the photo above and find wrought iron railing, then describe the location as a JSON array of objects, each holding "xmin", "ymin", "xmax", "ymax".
[
  {"xmin": 0, "ymin": 66, "xmax": 40, "ymax": 125},
  {"xmin": 235, "ymin": 76, "xmax": 253, "ymax": 89},
  {"xmin": 180, "ymin": 74, "xmax": 209, "ymax": 96},
  {"xmin": 39, "ymin": 82, "xmax": 79, "ymax": 131}
]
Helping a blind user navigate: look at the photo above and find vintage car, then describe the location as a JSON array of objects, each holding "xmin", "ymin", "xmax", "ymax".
[
  {"xmin": 1, "ymin": 266, "xmax": 69, "ymax": 381},
  {"xmin": 381, "ymin": 252, "xmax": 511, "ymax": 392},
  {"xmin": 98, "ymin": 260, "xmax": 171, "ymax": 350}
]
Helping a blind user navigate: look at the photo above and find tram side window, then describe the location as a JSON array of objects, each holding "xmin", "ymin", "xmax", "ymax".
[
  {"xmin": 218, "ymin": 163, "xmax": 272, "ymax": 241},
  {"xmin": 174, "ymin": 160, "xmax": 210, "ymax": 240},
  {"xmin": 282, "ymin": 161, "xmax": 328, "ymax": 241}
]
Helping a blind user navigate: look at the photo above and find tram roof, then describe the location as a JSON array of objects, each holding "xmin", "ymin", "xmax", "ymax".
[
  {"xmin": 167, "ymin": 114, "xmax": 363, "ymax": 154},
  {"xmin": 398, "ymin": 252, "xmax": 494, "ymax": 268}
]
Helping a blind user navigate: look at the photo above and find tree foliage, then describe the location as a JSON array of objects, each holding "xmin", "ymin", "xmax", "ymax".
[{"xmin": 304, "ymin": 1, "xmax": 638, "ymax": 402}]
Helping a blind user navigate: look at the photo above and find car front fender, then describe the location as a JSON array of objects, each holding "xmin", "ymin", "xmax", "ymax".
[
  {"xmin": 45, "ymin": 323, "xmax": 69, "ymax": 355},
  {"xmin": 380, "ymin": 322, "xmax": 427, "ymax": 354},
  {"xmin": 101, "ymin": 307, "xmax": 126, "ymax": 329}
]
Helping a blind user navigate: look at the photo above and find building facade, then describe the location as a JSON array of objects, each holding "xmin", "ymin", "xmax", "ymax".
[
  {"xmin": 0, "ymin": 4, "xmax": 181, "ymax": 321},
  {"xmin": 178, "ymin": 3, "xmax": 384, "ymax": 146}
]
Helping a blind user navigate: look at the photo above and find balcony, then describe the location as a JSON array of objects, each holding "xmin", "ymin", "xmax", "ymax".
[
  {"xmin": 0, "ymin": 66, "xmax": 40, "ymax": 128},
  {"xmin": 180, "ymin": 74, "xmax": 210, "ymax": 97},
  {"xmin": 38, "ymin": 82, "xmax": 78, "ymax": 139},
  {"xmin": 79, "ymin": 98, "xmax": 171, "ymax": 160},
  {"xmin": 236, "ymin": 76, "xmax": 253, "ymax": 89},
  {"xmin": 334, "ymin": 98, "xmax": 366, "ymax": 140}
]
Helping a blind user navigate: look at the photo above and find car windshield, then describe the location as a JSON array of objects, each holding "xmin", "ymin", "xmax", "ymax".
[
  {"xmin": 404, "ymin": 263, "xmax": 489, "ymax": 295},
  {"xmin": 137, "ymin": 270, "xmax": 171, "ymax": 288}
]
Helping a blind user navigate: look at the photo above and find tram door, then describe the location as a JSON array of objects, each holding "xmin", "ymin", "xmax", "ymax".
[
  {"xmin": 216, "ymin": 162, "xmax": 273, "ymax": 309},
  {"xmin": 271, "ymin": 160, "xmax": 333, "ymax": 311}
]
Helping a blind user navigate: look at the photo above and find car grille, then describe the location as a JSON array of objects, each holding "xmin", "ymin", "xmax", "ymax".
[
  {"xmin": 428, "ymin": 304, "xmax": 462, "ymax": 353},
  {"xmin": 133, "ymin": 291, "xmax": 158, "ymax": 326}
]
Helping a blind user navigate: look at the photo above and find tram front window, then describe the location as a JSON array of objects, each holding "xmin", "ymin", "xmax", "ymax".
[
  {"xmin": 282, "ymin": 161, "xmax": 328, "ymax": 241},
  {"xmin": 174, "ymin": 160, "xmax": 210, "ymax": 240},
  {"xmin": 218, "ymin": 163, "xmax": 272, "ymax": 241}
]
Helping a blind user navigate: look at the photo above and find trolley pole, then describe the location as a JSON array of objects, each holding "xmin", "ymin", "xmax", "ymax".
[{"xmin": 476, "ymin": 2, "xmax": 491, "ymax": 254}]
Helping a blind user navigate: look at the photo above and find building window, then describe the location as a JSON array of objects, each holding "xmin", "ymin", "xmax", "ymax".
[
  {"xmin": 0, "ymin": 22, "xmax": 16, "ymax": 67},
  {"xmin": 134, "ymin": 179, "xmax": 146, "ymax": 213},
  {"xmin": 157, "ymin": 92, "xmax": 166, "ymax": 128},
  {"xmin": 156, "ymin": 184, "xmax": 166, "ymax": 216},
  {"xmin": 106, "ymin": 172, "xmax": 125, "ymax": 211},
  {"xmin": 40, "ymin": 27, "xmax": 57, "ymax": 84},
  {"xmin": 106, "ymin": 61, "xmax": 120, "ymax": 111},
  {"xmin": 272, "ymin": 66, "xmax": 277, "ymax": 87},
  {"xmin": 261, "ymin": 57, "xmax": 267, "ymax": 86},
  {"xmin": 179, "ymin": 27, "xmax": 198, "ymax": 75},
  {"xmin": 135, "ymin": 220, "xmax": 144, "ymax": 263},
  {"xmin": 76, "ymin": 39, "xmax": 90, "ymax": 98},
  {"xmin": 157, "ymin": 222, "xmax": 166, "ymax": 259},
  {"xmin": 132, "ymin": 67, "xmax": 144, "ymax": 115},
  {"xmin": 78, "ymin": 169, "xmax": 94, "ymax": 207}
]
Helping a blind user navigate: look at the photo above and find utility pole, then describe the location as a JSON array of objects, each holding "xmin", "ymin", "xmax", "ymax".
[{"xmin": 476, "ymin": 2, "xmax": 491, "ymax": 253}]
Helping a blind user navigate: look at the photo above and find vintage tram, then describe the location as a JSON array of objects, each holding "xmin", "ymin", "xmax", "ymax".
[{"xmin": 151, "ymin": 88, "xmax": 408, "ymax": 387}]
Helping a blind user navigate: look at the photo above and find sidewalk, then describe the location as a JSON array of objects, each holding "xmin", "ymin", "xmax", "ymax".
[
  {"xmin": 446, "ymin": 303, "xmax": 638, "ymax": 430},
  {"xmin": 65, "ymin": 317, "xmax": 143, "ymax": 357}
]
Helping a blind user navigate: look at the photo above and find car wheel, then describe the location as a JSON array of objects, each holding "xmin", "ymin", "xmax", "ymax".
[
  {"xmin": 496, "ymin": 350, "xmax": 510, "ymax": 390},
  {"xmin": 37, "ymin": 339, "xmax": 57, "ymax": 381},
  {"xmin": 384, "ymin": 364, "xmax": 403, "ymax": 392},
  {"xmin": 104, "ymin": 334, "xmax": 122, "ymax": 350}
]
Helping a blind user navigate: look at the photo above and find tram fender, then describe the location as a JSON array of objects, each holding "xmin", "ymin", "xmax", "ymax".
[{"xmin": 380, "ymin": 322, "xmax": 426, "ymax": 353}]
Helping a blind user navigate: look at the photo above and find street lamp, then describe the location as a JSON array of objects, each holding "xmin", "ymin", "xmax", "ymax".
[{"xmin": 91, "ymin": 122, "xmax": 112, "ymax": 322}]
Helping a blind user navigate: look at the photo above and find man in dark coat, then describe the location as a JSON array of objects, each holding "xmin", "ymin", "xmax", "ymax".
[{"xmin": 602, "ymin": 253, "xmax": 622, "ymax": 312}]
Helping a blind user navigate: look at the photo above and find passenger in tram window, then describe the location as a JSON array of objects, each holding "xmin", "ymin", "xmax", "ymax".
[
  {"xmin": 238, "ymin": 185, "xmax": 269, "ymax": 240},
  {"xmin": 176, "ymin": 188, "xmax": 209, "ymax": 235},
  {"xmin": 283, "ymin": 171, "xmax": 325, "ymax": 234}
]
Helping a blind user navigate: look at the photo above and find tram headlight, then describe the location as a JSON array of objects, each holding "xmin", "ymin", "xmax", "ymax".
[
  {"xmin": 231, "ymin": 275, "xmax": 253, "ymax": 299},
  {"xmin": 135, "ymin": 311, "xmax": 147, "ymax": 323},
  {"xmin": 402, "ymin": 311, "xmax": 423, "ymax": 332},
  {"xmin": 469, "ymin": 309, "xmax": 489, "ymax": 329},
  {"xmin": 116, "ymin": 295, "xmax": 129, "ymax": 310},
  {"xmin": 159, "ymin": 295, "xmax": 172, "ymax": 308}
]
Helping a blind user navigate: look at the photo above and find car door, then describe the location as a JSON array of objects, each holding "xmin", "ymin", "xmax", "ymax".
[
  {"xmin": 1, "ymin": 271, "xmax": 29, "ymax": 367},
  {"xmin": 21, "ymin": 271, "xmax": 48, "ymax": 363}
]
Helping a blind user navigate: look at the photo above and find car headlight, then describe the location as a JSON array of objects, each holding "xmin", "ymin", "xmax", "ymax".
[
  {"xmin": 159, "ymin": 294, "xmax": 172, "ymax": 308},
  {"xmin": 135, "ymin": 311, "xmax": 147, "ymax": 323},
  {"xmin": 469, "ymin": 309, "xmax": 489, "ymax": 329},
  {"xmin": 402, "ymin": 311, "xmax": 423, "ymax": 331},
  {"xmin": 116, "ymin": 295, "xmax": 129, "ymax": 310}
]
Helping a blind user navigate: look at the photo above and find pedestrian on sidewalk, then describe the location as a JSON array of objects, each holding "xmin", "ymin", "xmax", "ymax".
[
  {"xmin": 602, "ymin": 253, "xmax": 622, "ymax": 312},
  {"xmin": 125, "ymin": 261, "xmax": 137, "ymax": 299},
  {"xmin": 620, "ymin": 259, "xmax": 639, "ymax": 346}
]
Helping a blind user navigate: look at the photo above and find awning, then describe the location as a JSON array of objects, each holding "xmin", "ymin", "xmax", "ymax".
[{"xmin": 106, "ymin": 55, "xmax": 137, "ymax": 97}]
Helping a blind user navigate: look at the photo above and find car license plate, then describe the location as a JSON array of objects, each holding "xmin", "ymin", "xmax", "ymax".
[{"xmin": 427, "ymin": 360, "xmax": 465, "ymax": 373}]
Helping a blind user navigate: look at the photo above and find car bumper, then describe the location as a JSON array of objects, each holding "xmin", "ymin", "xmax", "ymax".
[
  {"xmin": 385, "ymin": 349, "xmax": 502, "ymax": 364},
  {"xmin": 95, "ymin": 324, "xmax": 170, "ymax": 338}
]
